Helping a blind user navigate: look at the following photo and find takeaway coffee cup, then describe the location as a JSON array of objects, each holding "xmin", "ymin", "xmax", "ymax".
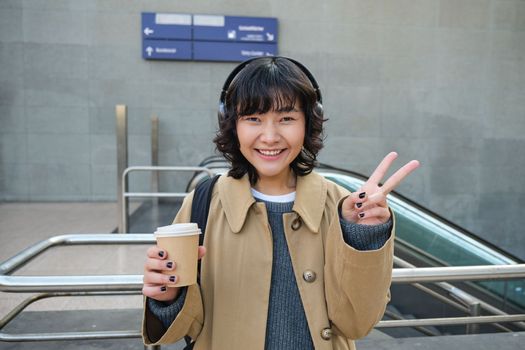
[{"xmin": 154, "ymin": 223, "xmax": 202, "ymax": 287}]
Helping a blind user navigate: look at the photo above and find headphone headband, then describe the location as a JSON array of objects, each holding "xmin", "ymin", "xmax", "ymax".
[{"xmin": 219, "ymin": 56, "xmax": 322, "ymax": 105}]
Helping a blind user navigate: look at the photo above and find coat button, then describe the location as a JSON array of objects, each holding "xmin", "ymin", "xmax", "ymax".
[
  {"xmin": 303, "ymin": 270, "xmax": 316, "ymax": 283},
  {"xmin": 321, "ymin": 327, "xmax": 332, "ymax": 340},
  {"xmin": 291, "ymin": 217, "xmax": 302, "ymax": 230}
]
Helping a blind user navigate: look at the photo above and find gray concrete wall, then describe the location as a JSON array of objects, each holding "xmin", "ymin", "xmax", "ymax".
[{"xmin": 0, "ymin": 1, "xmax": 524, "ymax": 258}]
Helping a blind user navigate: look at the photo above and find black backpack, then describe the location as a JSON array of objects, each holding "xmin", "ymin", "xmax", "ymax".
[
  {"xmin": 191, "ymin": 174, "xmax": 220, "ymax": 255},
  {"xmin": 184, "ymin": 174, "xmax": 220, "ymax": 349}
]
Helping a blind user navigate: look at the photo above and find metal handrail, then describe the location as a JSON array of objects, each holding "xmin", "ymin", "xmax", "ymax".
[
  {"xmin": 3, "ymin": 235, "xmax": 525, "ymax": 284},
  {"xmin": 119, "ymin": 166, "xmax": 215, "ymax": 232},
  {"xmin": 393, "ymin": 257, "xmax": 525, "ymax": 332},
  {"xmin": 2, "ymin": 233, "xmax": 525, "ymax": 344},
  {"xmin": 0, "ymin": 291, "xmax": 141, "ymax": 342},
  {"xmin": 3, "ymin": 264, "xmax": 525, "ymax": 293},
  {"xmin": 0, "ymin": 275, "xmax": 143, "ymax": 293},
  {"xmin": 390, "ymin": 264, "xmax": 525, "ymax": 331},
  {"xmin": 0, "ymin": 330, "xmax": 141, "ymax": 342},
  {"xmin": 0, "ymin": 234, "xmax": 156, "ymax": 346},
  {"xmin": 2, "ymin": 234, "xmax": 524, "ymax": 293},
  {"xmin": 0, "ymin": 234, "xmax": 154, "ymax": 275},
  {"xmin": 0, "ymin": 291, "xmax": 140, "ymax": 329},
  {"xmin": 393, "ymin": 264, "xmax": 525, "ymax": 282},
  {"xmin": 377, "ymin": 314, "xmax": 525, "ymax": 328}
]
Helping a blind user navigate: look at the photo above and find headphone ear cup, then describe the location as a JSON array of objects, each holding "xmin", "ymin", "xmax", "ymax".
[
  {"xmin": 314, "ymin": 101, "xmax": 324, "ymax": 118},
  {"xmin": 218, "ymin": 102, "xmax": 226, "ymax": 122}
]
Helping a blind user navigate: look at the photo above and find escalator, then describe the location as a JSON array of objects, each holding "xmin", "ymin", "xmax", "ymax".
[{"xmin": 318, "ymin": 163, "xmax": 525, "ymax": 334}]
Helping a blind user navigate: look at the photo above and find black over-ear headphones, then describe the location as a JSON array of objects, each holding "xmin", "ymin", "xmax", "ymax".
[{"xmin": 217, "ymin": 56, "xmax": 323, "ymax": 122}]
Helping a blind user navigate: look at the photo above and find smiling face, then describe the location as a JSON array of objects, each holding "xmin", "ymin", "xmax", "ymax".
[
  {"xmin": 236, "ymin": 105, "xmax": 306, "ymax": 193},
  {"xmin": 214, "ymin": 57, "xmax": 325, "ymax": 191}
]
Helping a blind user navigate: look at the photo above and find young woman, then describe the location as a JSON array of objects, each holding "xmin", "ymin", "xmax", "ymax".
[{"xmin": 142, "ymin": 57, "xmax": 419, "ymax": 350}]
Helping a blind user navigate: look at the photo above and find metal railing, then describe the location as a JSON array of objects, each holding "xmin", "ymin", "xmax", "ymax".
[
  {"xmin": 392, "ymin": 256, "xmax": 524, "ymax": 333},
  {"xmin": 1, "ymin": 233, "xmax": 525, "ymax": 345},
  {"xmin": 376, "ymin": 314, "xmax": 525, "ymax": 328},
  {"xmin": 0, "ymin": 234, "xmax": 155, "ymax": 347},
  {"xmin": 119, "ymin": 166, "xmax": 214, "ymax": 233}
]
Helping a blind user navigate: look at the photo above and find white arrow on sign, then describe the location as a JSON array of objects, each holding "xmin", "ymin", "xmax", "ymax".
[
  {"xmin": 144, "ymin": 27, "xmax": 154, "ymax": 36},
  {"xmin": 266, "ymin": 33, "xmax": 274, "ymax": 41},
  {"xmin": 146, "ymin": 46, "xmax": 153, "ymax": 57}
]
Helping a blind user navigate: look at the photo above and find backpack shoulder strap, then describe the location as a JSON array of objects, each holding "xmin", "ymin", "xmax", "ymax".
[
  {"xmin": 190, "ymin": 174, "xmax": 220, "ymax": 244},
  {"xmin": 185, "ymin": 174, "xmax": 219, "ymax": 349}
]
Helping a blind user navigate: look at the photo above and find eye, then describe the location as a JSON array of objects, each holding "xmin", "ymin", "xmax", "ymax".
[
  {"xmin": 281, "ymin": 116, "xmax": 295, "ymax": 123},
  {"xmin": 240, "ymin": 116, "xmax": 260, "ymax": 122}
]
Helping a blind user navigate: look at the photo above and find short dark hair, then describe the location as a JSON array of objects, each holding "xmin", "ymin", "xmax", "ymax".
[{"xmin": 213, "ymin": 57, "xmax": 326, "ymax": 185}]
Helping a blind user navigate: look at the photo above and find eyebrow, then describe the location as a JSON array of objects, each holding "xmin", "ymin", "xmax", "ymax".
[{"xmin": 274, "ymin": 106, "xmax": 300, "ymax": 113}]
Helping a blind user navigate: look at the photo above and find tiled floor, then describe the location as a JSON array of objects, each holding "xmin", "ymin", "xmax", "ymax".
[{"xmin": 0, "ymin": 202, "xmax": 148, "ymax": 316}]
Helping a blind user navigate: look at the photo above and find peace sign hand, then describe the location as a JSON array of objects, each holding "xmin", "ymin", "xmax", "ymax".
[{"xmin": 341, "ymin": 152, "xmax": 420, "ymax": 225}]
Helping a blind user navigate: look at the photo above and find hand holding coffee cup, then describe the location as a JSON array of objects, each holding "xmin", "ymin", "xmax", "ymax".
[{"xmin": 142, "ymin": 223, "xmax": 206, "ymax": 303}]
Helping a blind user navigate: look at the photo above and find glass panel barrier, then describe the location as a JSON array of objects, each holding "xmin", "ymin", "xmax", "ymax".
[{"xmin": 323, "ymin": 174, "xmax": 525, "ymax": 310}]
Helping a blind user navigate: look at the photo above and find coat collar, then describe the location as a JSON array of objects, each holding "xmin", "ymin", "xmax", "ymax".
[{"xmin": 218, "ymin": 171, "xmax": 327, "ymax": 234}]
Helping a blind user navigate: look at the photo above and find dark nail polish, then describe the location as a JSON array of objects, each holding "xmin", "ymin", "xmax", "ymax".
[
  {"xmin": 359, "ymin": 192, "xmax": 366, "ymax": 199},
  {"xmin": 356, "ymin": 203, "xmax": 362, "ymax": 208},
  {"xmin": 158, "ymin": 251, "xmax": 164, "ymax": 258},
  {"xmin": 166, "ymin": 262, "xmax": 173, "ymax": 269},
  {"xmin": 169, "ymin": 276, "xmax": 176, "ymax": 283},
  {"xmin": 160, "ymin": 286, "xmax": 167, "ymax": 292},
  {"xmin": 359, "ymin": 212, "xmax": 365, "ymax": 218}
]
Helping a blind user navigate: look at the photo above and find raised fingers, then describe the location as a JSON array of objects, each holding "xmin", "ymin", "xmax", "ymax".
[
  {"xmin": 381, "ymin": 160, "xmax": 420, "ymax": 194},
  {"xmin": 368, "ymin": 152, "xmax": 398, "ymax": 185}
]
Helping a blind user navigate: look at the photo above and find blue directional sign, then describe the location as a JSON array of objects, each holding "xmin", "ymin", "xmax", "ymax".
[
  {"xmin": 193, "ymin": 15, "xmax": 277, "ymax": 43},
  {"xmin": 141, "ymin": 12, "xmax": 192, "ymax": 40},
  {"xmin": 142, "ymin": 40, "xmax": 192, "ymax": 60},
  {"xmin": 141, "ymin": 12, "xmax": 278, "ymax": 62},
  {"xmin": 194, "ymin": 41, "xmax": 277, "ymax": 62}
]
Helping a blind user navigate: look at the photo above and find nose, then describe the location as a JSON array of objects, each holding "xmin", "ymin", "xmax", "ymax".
[{"xmin": 259, "ymin": 122, "xmax": 280, "ymax": 144}]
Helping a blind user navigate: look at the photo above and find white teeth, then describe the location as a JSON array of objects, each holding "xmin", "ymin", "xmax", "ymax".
[{"xmin": 259, "ymin": 149, "xmax": 282, "ymax": 156}]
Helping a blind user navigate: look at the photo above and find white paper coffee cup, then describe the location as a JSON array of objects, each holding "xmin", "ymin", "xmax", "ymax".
[{"xmin": 154, "ymin": 223, "xmax": 202, "ymax": 287}]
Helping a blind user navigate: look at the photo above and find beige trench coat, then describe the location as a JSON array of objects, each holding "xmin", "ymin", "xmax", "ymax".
[{"xmin": 143, "ymin": 171, "xmax": 394, "ymax": 349}]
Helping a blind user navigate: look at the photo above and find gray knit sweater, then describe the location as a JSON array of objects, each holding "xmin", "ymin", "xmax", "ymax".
[{"xmin": 147, "ymin": 199, "xmax": 391, "ymax": 349}]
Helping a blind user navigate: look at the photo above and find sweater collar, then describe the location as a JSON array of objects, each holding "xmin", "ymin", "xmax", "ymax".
[{"xmin": 218, "ymin": 171, "xmax": 327, "ymax": 234}]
